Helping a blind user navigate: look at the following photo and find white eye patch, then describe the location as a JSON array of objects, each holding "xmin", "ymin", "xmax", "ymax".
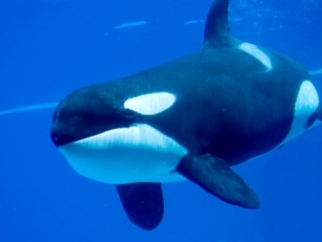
[
  {"xmin": 238, "ymin": 42, "xmax": 273, "ymax": 71},
  {"xmin": 124, "ymin": 92, "xmax": 176, "ymax": 115}
]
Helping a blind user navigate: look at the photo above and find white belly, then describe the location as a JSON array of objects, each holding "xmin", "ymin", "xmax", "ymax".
[{"xmin": 59, "ymin": 124, "xmax": 187, "ymax": 184}]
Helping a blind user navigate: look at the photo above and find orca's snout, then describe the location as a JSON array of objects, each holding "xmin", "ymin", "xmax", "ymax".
[
  {"xmin": 51, "ymin": 110, "xmax": 59, "ymax": 146},
  {"xmin": 51, "ymin": 117, "xmax": 63, "ymax": 147},
  {"xmin": 50, "ymin": 129, "xmax": 60, "ymax": 147},
  {"xmin": 50, "ymin": 108, "xmax": 68, "ymax": 147}
]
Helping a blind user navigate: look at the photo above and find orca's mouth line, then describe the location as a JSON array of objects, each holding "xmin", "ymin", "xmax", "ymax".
[{"xmin": 67, "ymin": 124, "xmax": 187, "ymax": 156}]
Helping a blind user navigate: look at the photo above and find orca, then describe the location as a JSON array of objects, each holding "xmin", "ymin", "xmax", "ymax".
[{"xmin": 50, "ymin": 0, "xmax": 322, "ymax": 230}]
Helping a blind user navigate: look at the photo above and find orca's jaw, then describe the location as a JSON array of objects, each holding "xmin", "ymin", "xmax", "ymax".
[{"xmin": 58, "ymin": 124, "xmax": 188, "ymax": 184}]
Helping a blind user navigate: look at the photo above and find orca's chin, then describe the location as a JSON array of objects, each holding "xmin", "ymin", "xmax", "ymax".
[
  {"xmin": 57, "ymin": 124, "xmax": 188, "ymax": 184},
  {"xmin": 50, "ymin": 127, "xmax": 78, "ymax": 147},
  {"xmin": 50, "ymin": 130, "xmax": 62, "ymax": 147}
]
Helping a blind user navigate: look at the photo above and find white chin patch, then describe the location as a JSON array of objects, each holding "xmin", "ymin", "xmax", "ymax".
[
  {"xmin": 281, "ymin": 80, "xmax": 319, "ymax": 145},
  {"xmin": 123, "ymin": 92, "xmax": 176, "ymax": 115},
  {"xmin": 59, "ymin": 124, "xmax": 187, "ymax": 184},
  {"xmin": 238, "ymin": 42, "xmax": 273, "ymax": 71}
]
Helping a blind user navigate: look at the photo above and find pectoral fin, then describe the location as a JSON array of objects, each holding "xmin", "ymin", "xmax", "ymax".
[
  {"xmin": 116, "ymin": 183, "xmax": 164, "ymax": 230},
  {"xmin": 176, "ymin": 154, "xmax": 260, "ymax": 209}
]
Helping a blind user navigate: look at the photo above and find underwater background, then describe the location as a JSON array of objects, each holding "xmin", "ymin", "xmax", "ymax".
[{"xmin": 1, "ymin": 0, "xmax": 322, "ymax": 241}]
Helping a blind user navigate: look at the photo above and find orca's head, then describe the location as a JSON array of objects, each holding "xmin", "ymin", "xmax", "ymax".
[
  {"xmin": 51, "ymin": 86, "xmax": 138, "ymax": 147},
  {"xmin": 50, "ymin": 87, "xmax": 187, "ymax": 184}
]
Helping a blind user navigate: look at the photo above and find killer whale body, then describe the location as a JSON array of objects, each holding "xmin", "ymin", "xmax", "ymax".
[{"xmin": 51, "ymin": 0, "xmax": 322, "ymax": 230}]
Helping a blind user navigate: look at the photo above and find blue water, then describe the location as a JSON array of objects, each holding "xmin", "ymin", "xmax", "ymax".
[{"xmin": 1, "ymin": 0, "xmax": 322, "ymax": 241}]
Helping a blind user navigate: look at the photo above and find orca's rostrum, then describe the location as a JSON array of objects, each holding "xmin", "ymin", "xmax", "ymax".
[{"xmin": 51, "ymin": 0, "xmax": 322, "ymax": 230}]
